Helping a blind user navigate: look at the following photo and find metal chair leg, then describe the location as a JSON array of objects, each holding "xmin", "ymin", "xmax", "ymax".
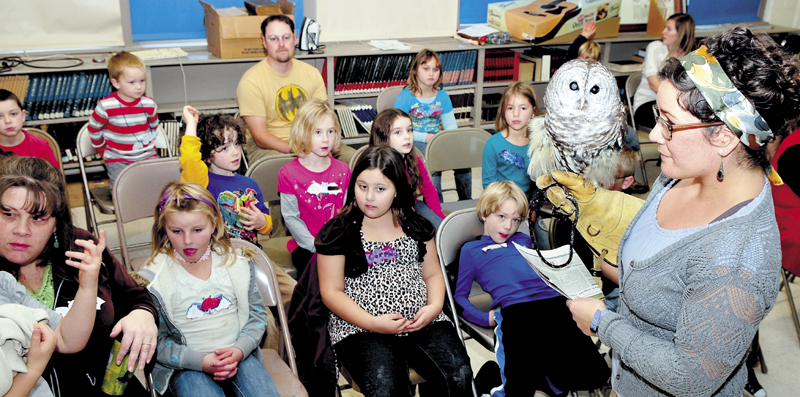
[{"xmin": 782, "ymin": 270, "xmax": 800, "ymax": 347}]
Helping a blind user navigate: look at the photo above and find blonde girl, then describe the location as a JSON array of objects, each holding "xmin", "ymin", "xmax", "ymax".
[
  {"xmin": 278, "ymin": 99, "xmax": 351, "ymax": 276},
  {"xmin": 140, "ymin": 182, "xmax": 279, "ymax": 397},
  {"xmin": 369, "ymin": 108, "xmax": 444, "ymax": 228},
  {"xmin": 394, "ymin": 48, "xmax": 471, "ymax": 201}
]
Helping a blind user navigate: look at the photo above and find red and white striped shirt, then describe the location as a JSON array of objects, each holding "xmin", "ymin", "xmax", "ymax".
[{"xmin": 88, "ymin": 92, "xmax": 159, "ymax": 163}]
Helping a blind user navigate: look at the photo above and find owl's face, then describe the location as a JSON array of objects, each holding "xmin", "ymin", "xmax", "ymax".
[{"xmin": 544, "ymin": 59, "xmax": 620, "ymax": 117}]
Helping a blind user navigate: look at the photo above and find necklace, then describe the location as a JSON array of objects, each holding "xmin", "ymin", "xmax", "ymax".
[{"xmin": 174, "ymin": 244, "xmax": 212, "ymax": 264}]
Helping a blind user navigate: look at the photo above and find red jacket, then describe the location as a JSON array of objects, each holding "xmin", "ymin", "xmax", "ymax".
[{"xmin": 771, "ymin": 131, "xmax": 800, "ymax": 275}]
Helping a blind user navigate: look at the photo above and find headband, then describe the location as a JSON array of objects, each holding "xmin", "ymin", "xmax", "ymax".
[
  {"xmin": 157, "ymin": 190, "xmax": 215, "ymax": 214},
  {"xmin": 679, "ymin": 45, "xmax": 783, "ymax": 185}
]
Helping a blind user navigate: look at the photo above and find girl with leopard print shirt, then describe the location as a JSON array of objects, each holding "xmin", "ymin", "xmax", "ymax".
[{"xmin": 316, "ymin": 145, "xmax": 472, "ymax": 396}]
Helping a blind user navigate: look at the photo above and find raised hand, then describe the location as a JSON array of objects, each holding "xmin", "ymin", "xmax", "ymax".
[
  {"xmin": 182, "ymin": 105, "xmax": 200, "ymax": 131},
  {"xmin": 65, "ymin": 230, "xmax": 106, "ymax": 288},
  {"xmin": 582, "ymin": 21, "xmax": 597, "ymax": 39}
]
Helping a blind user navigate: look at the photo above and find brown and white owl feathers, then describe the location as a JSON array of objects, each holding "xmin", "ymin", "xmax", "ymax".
[{"xmin": 527, "ymin": 59, "xmax": 626, "ymax": 188}]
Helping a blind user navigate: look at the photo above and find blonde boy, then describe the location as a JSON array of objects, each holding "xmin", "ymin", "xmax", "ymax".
[
  {"xmin": 0, "ymin": 90, "xmax": 59, "ymax": 169},
  {"xmin": 87, "ymin": 51, "xmax": 159, "ymax": 188},
  {"xmin": 454, "ymin": 181, "xmax": 609, "ymax": 396}
]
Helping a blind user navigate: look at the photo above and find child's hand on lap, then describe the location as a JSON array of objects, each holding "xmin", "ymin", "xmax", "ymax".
[
  {"xmin": 65, "ymin": 230, "xmax": 106, "ymax": 288},
  {"xmin": 28, "ymin": 323, "xmax": 57, "ymax": 371},
  {"xmin": 182, "ymin": 106, "xmax": 200, "ymax": 132},
  {"xmin": 405, "ymin": 304, "xmax": 439, "ymax": 332},
  {"xmin": 238, "ymin": 202, "xmax": 266, "ymax": 231},
  {"xmin": 372, "ymin": 313, "xmax": 412, "ymax": 334},
  {"xmin": 203, "ymin": 347, "xmax": 244, "ymax": 380},
  {"xmin": 488, "ymin": 309, "xmax": 497, "ymax": 327}
]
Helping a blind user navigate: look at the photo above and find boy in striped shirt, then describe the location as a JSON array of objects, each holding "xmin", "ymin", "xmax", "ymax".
[{"xmin": 88, "ymin": 51, "xmax": 159, "ymax": 189}]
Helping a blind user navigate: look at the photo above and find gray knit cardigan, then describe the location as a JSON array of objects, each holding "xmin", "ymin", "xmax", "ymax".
[{"xmin": 598, "ymin": 174, "xmax": 781, "ymax": 396}]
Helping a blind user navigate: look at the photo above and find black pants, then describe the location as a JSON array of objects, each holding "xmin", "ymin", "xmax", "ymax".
[
  {"xmin": 497, "ymin": 297, "xmax": 610, "ymax": 396},
  {"xmin": 334, "ymin": 321, "xmax": 472, "ymax": 397},
  {"xmin": 633, "ymin": 100, "xmax": 657, "ymax": 130},
  {"xmin": 291, "ymin": 247, "xmax": 314, "ymax": 278}
]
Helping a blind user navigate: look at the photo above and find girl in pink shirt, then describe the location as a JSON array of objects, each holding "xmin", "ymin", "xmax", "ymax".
[{"xmin": 369, "ymin": 109, "xmax": 444, "ymax": 229}]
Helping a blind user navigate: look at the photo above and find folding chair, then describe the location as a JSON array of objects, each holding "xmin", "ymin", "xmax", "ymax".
[
  {"xmin": 376, "ymin": 85, "xmax": 404, "ymax": 112},
  {"xmin": 625, "ymin": 72, "xmax": 656, "ymax": 187},
  {"xmin": 424, "ymin": 127, "xmax": 491, "ymax": 213},
  {"xmin": 77, "ymin": 122, "xmax": 173, "ymax": 236},
  {"xmin": 436, "ymin": 208, "xmax": 530, "ymax": 352},
  {"xmin": 245, "ymin": 153, "xmax": 298, "ymax": 278},
  {"xmin": 25, "ymin": 127, "xmax": 63, "ymax": 171},
  {"xmin": 781, "ymin": 270, "xmax": 800, "ymax": 346},
  {"xmin": 112, "ymin": 157, "xmax": 181, "ymax": 271},
  {"xmin": 230, "ymin": 239, "xmax": 308, "ymax": 396}
]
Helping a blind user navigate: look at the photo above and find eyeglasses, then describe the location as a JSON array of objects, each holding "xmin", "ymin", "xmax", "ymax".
[
  {"xmin": 652, "ymin": 105, "xmax": 725, "ymax": 140},
  {"xmin": 266, "ymin": 34, "xmax": 293, "ymax": 44},
  {"xmin": 615, "ymin": 174, "xmax": 634, "ymax": 180}
]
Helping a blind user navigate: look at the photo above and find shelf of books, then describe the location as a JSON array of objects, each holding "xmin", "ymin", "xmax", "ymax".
[{"xmin": 0, "ymin": 70, "xmax": 112, "ymax": 125}]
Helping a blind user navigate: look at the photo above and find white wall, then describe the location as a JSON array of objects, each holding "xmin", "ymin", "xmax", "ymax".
[{"xmin": 762, "ymin": 0, "xmax": 800, "ymax": 29}]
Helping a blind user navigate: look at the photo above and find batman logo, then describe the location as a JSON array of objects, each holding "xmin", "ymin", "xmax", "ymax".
[{"xmin": 275, "ymin": 85, "xmax": 309, "ymax": 123}]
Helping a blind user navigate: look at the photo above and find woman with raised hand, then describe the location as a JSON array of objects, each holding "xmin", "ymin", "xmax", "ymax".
[{"xmin": 0, "ymin": 156, "xmax": 158, "ymax": 396}]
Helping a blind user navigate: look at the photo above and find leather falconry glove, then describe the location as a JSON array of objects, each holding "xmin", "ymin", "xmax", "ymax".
[{"xmin": 536, "ymin": 170, "xmax": 644, "ymax": 266}]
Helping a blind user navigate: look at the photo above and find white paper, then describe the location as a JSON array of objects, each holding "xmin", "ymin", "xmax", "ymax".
[
  {"xmin": 367, "ymin": 40, "xmax": 413, "ymax": 51},
  {"xmin": 457, "ymin": 24, "xmax": 500, "ymax": 38},
  {"xmin": 216, "ymin": 7, "xmax": 247, "ymax": 17},
  {"xmin": 513, "ymin": 242, "xmax": 604, "ymax": 300}
]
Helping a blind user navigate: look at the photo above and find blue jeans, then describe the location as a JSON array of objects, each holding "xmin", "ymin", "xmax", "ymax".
[
  {"xmin": 432, "ymin": 170, "xmax": 473, "ymax": 202},
  {"xmin": 168, "ymin": 354, "xmax": 279, "ymax": 397},
  {"xmin": 415, "ymin": 139, "xmax": 472, "ymax": 201},
  {"xmin": 334, "ymin": 321, "xmax": 472, "ymax": 397},
  {"xmin": 604, "ymin": 287, "xmax": 620, "ymax": 312},
  {"xmin": 625, "ymin": 125, "xmax": 640, "ymax": 151},
  {"xmin": 415, "ymin": 201, "xmax": 443, "ymax": 230}
]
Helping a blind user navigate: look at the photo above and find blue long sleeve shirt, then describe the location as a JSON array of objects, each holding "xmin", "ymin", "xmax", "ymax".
[{"xmin": 454, "ymin": 233, "xmax": 560, "ymax": 327}]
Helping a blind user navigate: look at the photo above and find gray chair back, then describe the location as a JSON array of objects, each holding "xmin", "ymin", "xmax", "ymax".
[
  {"xmin": 376, "ymin": 85, "xmax": 404, "ymax": 112},
  {"xmin": 112, "ymin": 157, "xmax": 181, "ymax": 270}
]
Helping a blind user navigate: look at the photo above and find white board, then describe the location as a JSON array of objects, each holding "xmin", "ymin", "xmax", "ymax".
[{"xmin": 304, "ymin": 0, "xmax": 459, "ymax": 42}]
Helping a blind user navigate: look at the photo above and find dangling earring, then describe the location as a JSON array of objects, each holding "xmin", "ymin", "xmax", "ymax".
[
  {"xmin": 53, "ymin": 233, "xmax": 59, "ymax": 249},
  {"xmin": 717, "ymin": 157, "xmax": 725, "ymax": 181}
]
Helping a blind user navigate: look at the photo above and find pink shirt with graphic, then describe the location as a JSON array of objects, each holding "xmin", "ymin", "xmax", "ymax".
[{"xmin": 278, "ymin": 157, "xmax": 351, "ymax": 252}]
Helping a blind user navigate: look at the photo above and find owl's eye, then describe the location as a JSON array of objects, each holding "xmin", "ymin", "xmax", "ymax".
[
  {"xmin": 569, "ymin": 82, "xmax": 579, "ymax": 91},
  {"xmin": 590, "ymin": 85, "xmax": 600, "ymax": 94}
]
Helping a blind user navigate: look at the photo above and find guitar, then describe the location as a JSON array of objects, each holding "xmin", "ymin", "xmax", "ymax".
[{"xmin": 505, "ymin": 0, "xmax": 582, "ymax": 42}]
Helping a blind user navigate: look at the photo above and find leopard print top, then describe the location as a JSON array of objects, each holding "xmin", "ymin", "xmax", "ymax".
[{"xmin": 328, "ymin": 231, "xmax": 449, "ymax": 345}]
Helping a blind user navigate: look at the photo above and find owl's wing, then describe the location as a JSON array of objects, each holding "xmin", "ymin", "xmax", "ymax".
[{"xmin": 527, "ymin": 116, "xmax": 562, "ymax": 182}]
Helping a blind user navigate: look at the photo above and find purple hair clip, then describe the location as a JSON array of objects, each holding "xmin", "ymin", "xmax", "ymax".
[{"xmin": 157, "ymin": 190, "xmax": 216, "ymax": 214}]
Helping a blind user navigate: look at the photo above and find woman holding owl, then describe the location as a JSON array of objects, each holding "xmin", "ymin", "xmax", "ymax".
[{"xmin": 542, "ymin": 27, "xmax": 800, "ymax": 396}]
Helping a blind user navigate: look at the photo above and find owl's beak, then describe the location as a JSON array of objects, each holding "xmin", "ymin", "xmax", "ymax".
[{"xmin": 580, "ymin": 95, "xmax": 586, "ymax": 110}]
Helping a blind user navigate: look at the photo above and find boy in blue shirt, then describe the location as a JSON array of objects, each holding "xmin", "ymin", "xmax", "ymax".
[{"xmin": 454, "ymin": 181, "xmax": 609, "ymax": 396}]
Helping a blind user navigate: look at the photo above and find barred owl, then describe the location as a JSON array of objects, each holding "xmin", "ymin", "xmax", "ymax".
[{"xmin": 527, "ymin": 59, "xmax": 626, "ymax": 188}]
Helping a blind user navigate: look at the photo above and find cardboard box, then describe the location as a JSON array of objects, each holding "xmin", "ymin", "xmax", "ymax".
[
  {"xmin": 200, "ymin": 0, "xmax": 294, "ymax": 59},
  {"xmin": 488, "ymin": 0, "xmax": 621, "ymax": 43}
]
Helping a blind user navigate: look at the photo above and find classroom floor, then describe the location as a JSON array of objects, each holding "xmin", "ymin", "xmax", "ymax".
[{"xmin": 71, "ymin": 138, "xmax": 800, "ymax": 397}]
